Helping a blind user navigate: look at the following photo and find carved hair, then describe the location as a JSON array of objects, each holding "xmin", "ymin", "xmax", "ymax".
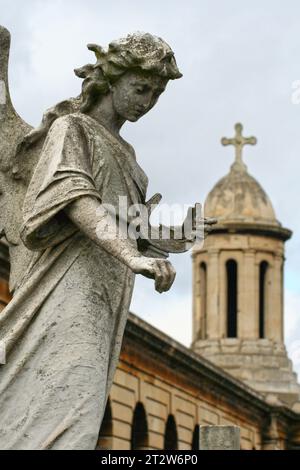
[
  {"xmin": 21, "ymin": 32, "xmax": 182, "ymax": 149},
  {"xmin": 75, "ymin": 32, "xmax": 182, "ymax": 112}
]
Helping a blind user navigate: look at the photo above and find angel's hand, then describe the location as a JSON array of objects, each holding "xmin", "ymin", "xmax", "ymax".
[
  {"xmin": 128, "ymin": 256, "xmax": 176, "ymax": 293},
  {"xmin": 183, "ymin": 203, "xmax": 218, "ymax": 240},
  {"xmin": 176, "ymin": 203, "xmax": 218, "ymax": 242}
]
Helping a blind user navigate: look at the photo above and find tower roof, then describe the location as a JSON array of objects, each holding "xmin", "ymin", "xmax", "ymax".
[
  {"xmin": 205, "ymin": 162, "xmax": 278, "ymax": 225},
  {"xmin": 204, "ymin": 123, "xmax": 291, "ymax": 240}
]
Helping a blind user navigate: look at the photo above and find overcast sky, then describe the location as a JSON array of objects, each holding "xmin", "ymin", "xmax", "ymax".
[{"xmin": 1, "ymin": 0, "xmax": 300, "ymax": 376}]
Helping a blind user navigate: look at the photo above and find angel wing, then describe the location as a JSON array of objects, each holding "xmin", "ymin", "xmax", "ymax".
[
  {"xmin": 0, "ymin": 25, "xmax": 92, "ymax": 246},
  {"xmin": 0, "ymin": 25, "xmax": 33, "ymax": 244}
]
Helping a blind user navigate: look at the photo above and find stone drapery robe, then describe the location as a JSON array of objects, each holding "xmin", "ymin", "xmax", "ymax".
[{"xmin": 0, "ymin": 113, "xmax": 148, "ymax": 449}]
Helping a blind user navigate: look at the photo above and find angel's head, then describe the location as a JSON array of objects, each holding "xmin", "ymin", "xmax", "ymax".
[
  {"xmin": 74, "ymin": 32, "xmax": 182, "ymax": 120},
  {"xmin": 20, "ymin": 33, "xmax": 182, "ymax": 152}
]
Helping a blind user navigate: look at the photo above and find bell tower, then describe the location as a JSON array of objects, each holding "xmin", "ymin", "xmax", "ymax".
[{"xmin": 191, "ymin": 123, "xmax": 300, "ymax": 406}]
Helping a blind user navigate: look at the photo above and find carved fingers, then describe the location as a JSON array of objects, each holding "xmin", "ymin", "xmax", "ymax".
[
  {"xmin": 153, "ymin": 258, "xmax": 176, "ymax": 293},
  {"xmin": 129, "ymin": 256, "xmax": 176, "ymax": 293}
]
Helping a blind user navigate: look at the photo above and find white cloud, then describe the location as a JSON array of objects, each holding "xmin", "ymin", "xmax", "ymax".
[{"xmin": 131, "ymin": 275, "xmax": 192, "ymax": 348}]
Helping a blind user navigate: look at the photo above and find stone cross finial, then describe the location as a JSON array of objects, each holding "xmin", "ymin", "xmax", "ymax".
[{"xmin": 221, "ymin": 123, "xmax": 257, "ymax": 171}]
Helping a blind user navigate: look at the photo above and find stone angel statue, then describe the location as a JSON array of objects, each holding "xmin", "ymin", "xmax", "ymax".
[{"xmin": 0, "ymin": 26, "xmax": 215, "ymax": 449}]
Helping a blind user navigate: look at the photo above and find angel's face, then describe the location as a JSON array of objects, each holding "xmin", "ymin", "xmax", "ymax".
[{"xmin": 110, "ymin": 70, "xmax": 169, "ymax": 122}]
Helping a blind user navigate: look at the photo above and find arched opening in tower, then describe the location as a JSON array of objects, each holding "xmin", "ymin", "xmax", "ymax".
[
  {"xmin": 199, "ymin": 262, "xmax": 207, "ymax": 339},
  {"xmin": 226, "ymin": 259, "xmax": 238, "ymax": 338},
  {"xmin": 259, "ymin": 261, "xmax": 268, "ymax": 339}
]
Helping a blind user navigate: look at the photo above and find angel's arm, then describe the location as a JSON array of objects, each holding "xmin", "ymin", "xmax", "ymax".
[{"xmin": 64, "ymin": 196, "xmax": 176, "ymax": 293}]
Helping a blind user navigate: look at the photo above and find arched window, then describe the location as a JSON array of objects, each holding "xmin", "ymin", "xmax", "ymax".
[
  {"xmin": 131, "ymin": 402, "xmax": 149, "ymax": 450},
  {"xmin": 192, "ymin": 424, "xmax": 199, "ymax": 450},
  {"xmin": 226, "ymin": 259, "xmax": 238, "ymax": 338},
  {"xmin": 199, "ymin": 262, "xmax": 207, "ymax": 339},
  {"xmin": 96, "ymin": 397, "xmax": 113, "ymax": 450},
  {"xmin": 164, "ymin": 415, "xmax": 178, "ymax": 450},
  {"xmin": 259, "ymin": 261, "xmax": 268, "ymax": 339}
]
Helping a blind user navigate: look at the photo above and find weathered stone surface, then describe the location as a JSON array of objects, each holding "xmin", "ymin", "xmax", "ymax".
[
  {"xmin": 199, "ymin": 425, "xmax": 240, "ymax": 450},
  {"xmin": 195, "ymin": 340, "xmax": 300, "ymax": 405}
]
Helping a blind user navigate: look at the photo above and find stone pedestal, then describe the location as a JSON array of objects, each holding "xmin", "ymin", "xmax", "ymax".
[{"xmin": 199, "ymin": 425, "xmax": 240, "ymax": 450}]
